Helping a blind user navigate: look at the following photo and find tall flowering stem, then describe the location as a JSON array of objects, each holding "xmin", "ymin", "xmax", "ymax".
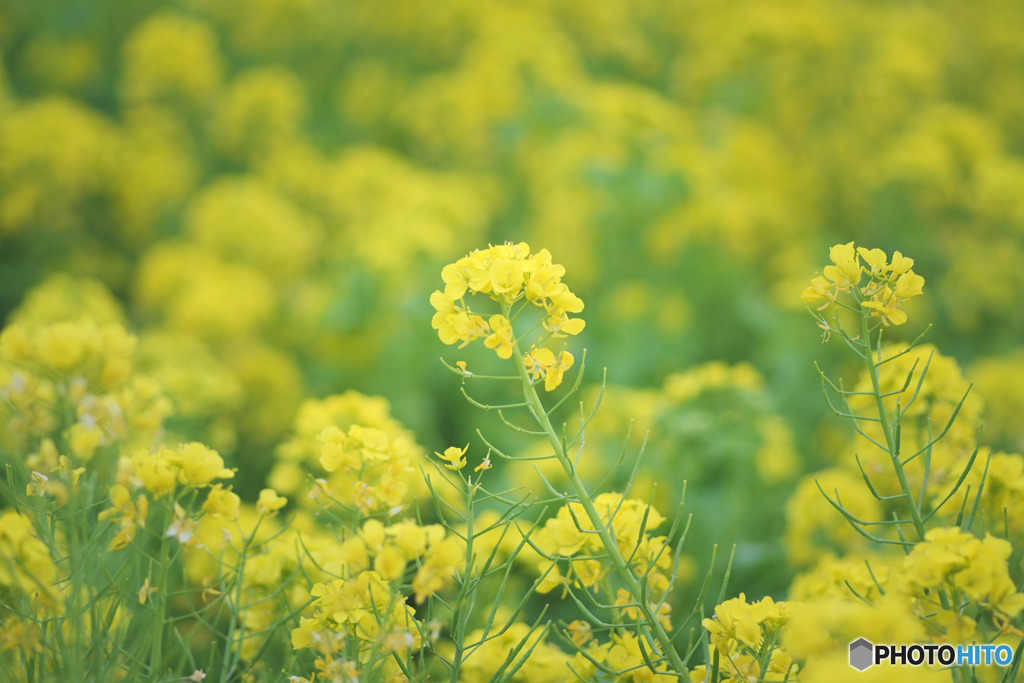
[
  {"xmin": 800, "ymin": 244, "xmax": 1024, "ymax": 683},
  {"xmin": 431, "ymin": 243, "xmax": 689, "ymax": 677},
  {"xmin": 803, "ymin": 242, "xmax": 943, "ymax": 544}
]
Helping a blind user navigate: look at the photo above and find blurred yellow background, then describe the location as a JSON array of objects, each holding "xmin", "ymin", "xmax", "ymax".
[{"xmin": 3, "ymin": 0, "xmax": 1024, "ymax": 600}]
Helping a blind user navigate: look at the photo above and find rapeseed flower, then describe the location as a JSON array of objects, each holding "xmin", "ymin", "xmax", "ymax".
[
  {"xmin": 803, "ymin": 243, "xmax": 925, "ymax": 326},
  {"xmin": 202, "ymin": 484, "xmax": 241, "ymax": 521},
  {"xmin": 0, "ymin": 511, "xmax": 57, "ymax": 603},
  {"xmin": 435, "ymin": 445, "xmax": 468, "ymax": 471},
  {"xmin": 431, "ymin": 243, "xmax": 584, "ymax": 390},
  {"xmin": 524, "ymin": 347, "xmax": 575, "ymax": 392},
  {"xmin": 257, "ymin": 488, "xmax": 287, "ymax": 515}
]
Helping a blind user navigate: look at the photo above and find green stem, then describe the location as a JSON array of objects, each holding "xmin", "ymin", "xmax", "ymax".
[
  {"xmin": 846, "ymin": 284, "xmax": 971, "ymax": 681},
  {"xmin": 509, "ymin": 332, "xmax": 687, "ymax": 676},
  {"xmin": 860, "ymin": 313, "xmax": 928, "ymax": 543},
  {"xmin": 151, "ymin": 515, "xmax": 171, "ymax": 677},
  {"xmin": 859, "ymin": 309, "xmax": 956, "ymax": 649},
  {"xmin": 449, "ymin": 481, "xmax": 475, "ymax": 683}
]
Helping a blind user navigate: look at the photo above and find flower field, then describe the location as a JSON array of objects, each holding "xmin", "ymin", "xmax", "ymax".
[{"xmin": 2, "ymin": 1, "xmax": 1024, "ymax": 681}]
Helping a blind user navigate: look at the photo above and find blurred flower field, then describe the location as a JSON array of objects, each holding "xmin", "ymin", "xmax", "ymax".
[{"xmin": 3, "ymin": 1, "xmax": 1024, "ymax": 681}]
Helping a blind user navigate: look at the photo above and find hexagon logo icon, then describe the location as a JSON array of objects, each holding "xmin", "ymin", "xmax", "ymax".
[{"xmin": 849, "ymin": 638, "xmax": 874, "ymax": 671}]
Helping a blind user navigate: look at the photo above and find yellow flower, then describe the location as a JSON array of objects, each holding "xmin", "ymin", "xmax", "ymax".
[
  {"xmin": 805, "ymin": 245, "xmax": 926, "ymax": 328},
  {"xmin": 483, "ymin": 314, "xmax": 515, "ymax": 359},
  {"xmin": 99, "ymin": 484, "xmax": 149, "ymax": 551},
  {"xmin": 894, "ymin": 270, "xmax": 925, "ymax": 299},
  {"xmin": 567, "ymin": 620, "xmax": 593, "ymax": 646},
  {"xmin": 823, "ymin": 241, "xmax": 861, "ymax": 286},
  {"xmin": 202, "ymin": 484, "xmax": 240, "ymax": 521},
  {"xmin": 489, "ymin": 257, "xmax": 526, "ymax": 296},
  {"xmin": 535, "ymin": 562, "xmax": 567, "ymax": 595},
  {"xmin": 374, "ymin": 544, "xmax": 407, "ymax": 581},
  {"xmin": 57, "ymin": 455, "xmax": 85, "ymax": 486},
  {"xmin": 412, "ymin": 536, "xmax": 463, "ymax": 603},
  {"xmin": 429, "ymin": 290, "xmax": 459, "ymax": 343},
  {"xmin": 429, "ymin": 291, "xmax": 490, "ymax": 348},
  {"xmin": 523, "ymin": 347, "xmax": 575, "ymax": 391},
  {"xmin": 431, "ymin": 244, "xmax": 584, "ymax": 353},
  {"xmin": 703, "ymin": 593, "xmax": 791, "ymax": 662},
  {"xmin": 132, "ymin": 450, "xmax": 177, "ymax": 498},
  {"xmin": 440, "ymin": 260, "xmax": 471, "ymax": 299},
  {"xmin": 800, "ymin": 276, "xmax": 833, "ymax": 306},
  {"xmin": 26, "ymin": 471, "xmax": 48, "ymax": 498},
  {"xmin": 68, "ymin": 421, "xmax": 103, "ymax": 461},
  {"xmin": 176, "ymin": 442, "xmax": 234, "ymax": 488},
  {"xmin": 856, "ymin": 247, "xmax": 888, "ymax": 274},
  {"xmin": 861, "ymin": 293, "xmax": 909, "ymax": 326},
  {"xmin": 524, "ymin": 249, "xmax": 566, "ymax": 301},
  {"xmin": 888, "ymin": 251, "xmax": 914, "ymax": 275},
  {"xmin": 436, "ymin": 444, "xmax": 468, "ymax": 471},
  {"xmin": 257, "ymin": 488, "xmax": 288, "ymax": 515},
  {"xmin": 0, "ymin": 512, "xmax": 57, "ymax": 602},
  {"xmin": 543, "ymin": 287, "xmax": 585, "ymax": 337},
  {"xmin": 290, "ymin": 617, "xmax": 320, "ymax": 652},
  {"xmin": 138, "ymin": 577, "xmax": 158, "ymax": 605}
]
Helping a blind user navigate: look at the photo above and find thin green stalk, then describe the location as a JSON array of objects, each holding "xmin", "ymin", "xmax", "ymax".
[
  {"xmin": 151, "ymin": 519, "xmax": 171, "ymax": 678},
  {"xmin": 508, "ymin": 334, "xmax": 687, "ymax": 676},
  {"xmin": 859, "ymin": 313, "xmax": 928, "ymax": 543},
  {"xmin": 858, "ymin": 308, "xmax": 959, "ymax": 683},
  {"xmin": 449, "ymin": 481, "xmax": 475, "ymax": 683}
]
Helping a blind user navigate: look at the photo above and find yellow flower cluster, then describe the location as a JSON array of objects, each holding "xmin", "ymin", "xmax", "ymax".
[
  {"xmin": 119, "ymin": 13, "xmax": 224, "ymax": 108},
  {"xmin": 0, "ymin": 97, "xmax": 118, "ymax": 235},
  {"xmin": 100, "ymin": 442, "xmax": 235, "ymax": 550},
  {"xmin": 783, "ymin": 528, "xmax": 1024, "ymax": 674},
  {"xmin": 782, "ymin": 596, "xmax": 932, "ymax": 683},
  {"xmin": 0, "ymin": 511, "xmax": 58, "ymax": 606},
  {"xmin": 970, "ymin": 352, "xmax": 1024, "ymax": 450},
  {"xmin": 788, "ymin": 553, "xmax": 892, "ymax": 604},
  {"xmin": 563, "ymin": 360, "xmax": 801, "ymax": 574},
  {"xmin": 534, "ymin": 493, "xmax": 670, "ymax": 596},
  {"xmin": 700, "ymin": 594, "xmax": 794, "ymax": 682},
  {"xmin": 784, "ymin": 468, "xmax": 881, "ymax": 567},
  {"xmin": 662, "ymin": 361, "xmax": 764, "ymax": 403},
  {"xmin": 120, "ymin": 442, "xmax": 234, "ymax": 497},
  {"xmin": 902, "ymin": 527, "xmax": 1024, "ymax": 620},
  {"xmin": 291, "ymin": 571, "xmax": 422, "ymax": 656},
  {"xmin": 569, "ymin": 630, "xmax": 683, "ymax": 682},
  {"xmin": 185, "ymin": 506, "xmax": 308, "ymax": 660},
  {"xmin": 2, "ymin": 317, "xmax": 132, "ymax": 389},
  {"xmin": 848, "ymin": 343, "xmax": 982, "ymax": 497},
  {"xmin": 0, "ymin": 316, "xmax": 172, "ymax": 498},
  {"xmin": 340, "ymin": 518, "xmax": 464, "ymax": 603},
  {"xmin": 431, "ymin": 242, "xmax": 584, "ymax": 391},
  {"xmin": 783, "ymin": 246, "xmax": 1024, "ymax": 678},
  {"xmin": 457, "ymin": 621, "xmax": 573, "ymax": 683},
  {"xmin": 802, "ymin": 243, "xmax": 925, "ymax": 326},
  {"xmin": 318, "ymin": 424, "xmax": 417, "ymax": 514},
  {"xmin": 269, "ymin": 391, "xmax": 429, "ymax": 516},
  {"xmin": 962, "ymin": 452, "xmax": 1024, "ymax": 540}
]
